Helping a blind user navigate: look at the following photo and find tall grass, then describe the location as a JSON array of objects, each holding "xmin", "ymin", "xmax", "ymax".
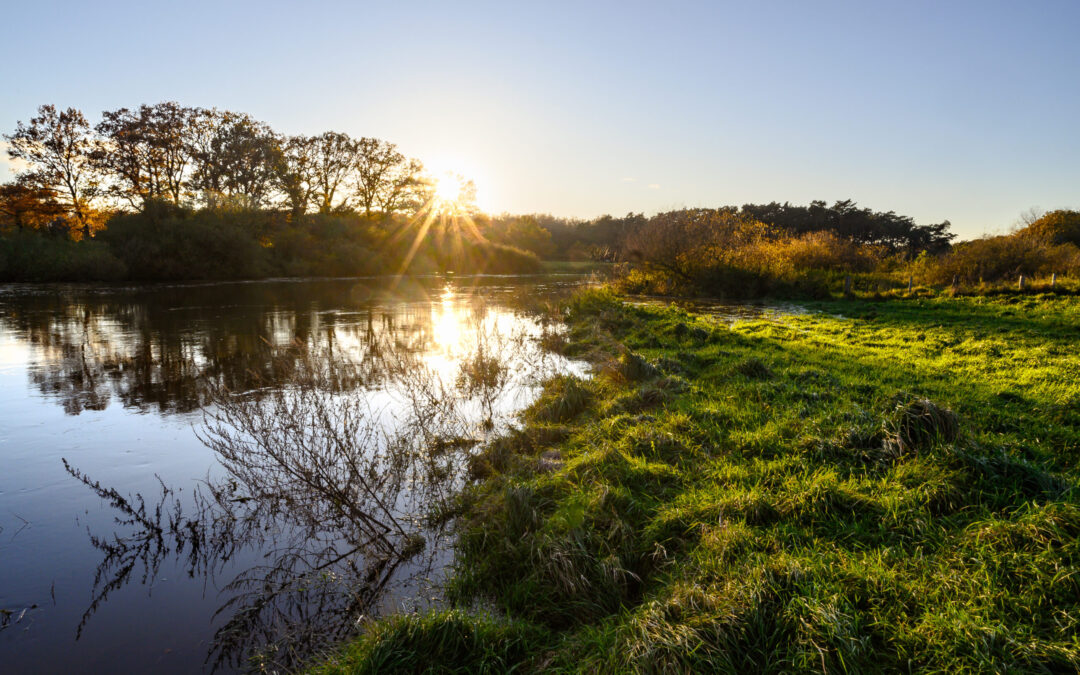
[{"xmin": 312, "ymin": 610, "xmax": 548, "ymax": 674}]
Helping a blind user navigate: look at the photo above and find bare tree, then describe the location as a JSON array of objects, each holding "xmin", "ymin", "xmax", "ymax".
[
  {"xmin": 353, "ymin": 137, "xmax": 404, "ymax": 216},
  {"xmin": 379, "ymin": 157, "xmax": 431, "ymax": 215},
  {"xmin": 1014, "ymin": 206, "xmax": 1046, "ymax": 232},
  {"xmin": 277, "ymin": 135, "xmax": 318, "ymax": 217},
  {"xmin": 189, "ymin": 111, "xmax": 282, "ymax": 209},
  {"xmin": 309, "ymin": 131, "xmax": 358, "ymax": 213},
  {"xmin": 93, "ymin": 102, "xmax": 198, "ymax": 208}
]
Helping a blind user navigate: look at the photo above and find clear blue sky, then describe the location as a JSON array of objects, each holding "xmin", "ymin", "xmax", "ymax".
[{"xmin": 2, "ymin": 0, "xmax": 1077, "ymax": 239}]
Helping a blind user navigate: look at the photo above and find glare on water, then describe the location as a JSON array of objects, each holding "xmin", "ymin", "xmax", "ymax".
[{"xmin": 0, "ymin": 275, "xmax": 588, "ymax": 674}]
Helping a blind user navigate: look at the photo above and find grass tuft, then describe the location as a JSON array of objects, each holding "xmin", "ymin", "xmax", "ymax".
[
  {"xmin": 527, "ymin": 375, "xmax": 593, "ymax": 423},
  {"xmin": 312, "ymin": 610, "xmax": 547, "ymax": 675},
  {"xmin": 734, "ymin": 356, "xmax": 774, "ymax": 380},
  {"xmin": 884, "ymin": 396, "xmax": 959, "ymax": 454}
]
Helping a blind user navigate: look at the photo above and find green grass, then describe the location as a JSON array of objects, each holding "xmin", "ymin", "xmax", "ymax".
[
  {"xmin": 311, "ymin": 610, "xmax": 548, "ymax": 674},
  {"xmin": 322, "ymin": 288, "xmax": 1080, "ymax": 673}
]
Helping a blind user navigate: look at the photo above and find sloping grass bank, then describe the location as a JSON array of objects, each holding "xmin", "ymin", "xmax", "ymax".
[{"xmin": 317, "ymin": 289, "xmax": 1080, "ymax": 673}]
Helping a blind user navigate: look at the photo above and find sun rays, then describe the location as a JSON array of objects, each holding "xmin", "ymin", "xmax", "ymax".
[{"xmin": 388, "ymin": 168, "xmax": 489, "ymax": 283}]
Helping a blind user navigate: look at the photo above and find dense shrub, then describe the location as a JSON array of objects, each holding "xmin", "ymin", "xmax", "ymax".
[
  {"xmin": 1019, "ymin": 209, "xmax": 1080, "ymax": 247},
  {"xmin": 432, "ymin": 239, "xmax": 540, "ymax": 275},
  {"xmin": 621, "ymin": 210, "xmax": 862, "ymax": 297},
  {"xmin": 266, "ymin": 213, "xmax": 386, "ymax": 277},
  {"xmin": 1, "ymin": 207, "xmax": 541, "ymax": 282},
  {"xmin": 753, "ymin": 230, "xmax": 883, "ymax": 274},
  {"xmin": 0, "ymin": 231, "xmax": 126, "ymax": 281},
  {"xmin": 924, "ymin": 233, "xmax": 1080, "ymax": 285},
  {"xmin": 100, "ymin": 207, "xmax": 273, "ymax": 280}
]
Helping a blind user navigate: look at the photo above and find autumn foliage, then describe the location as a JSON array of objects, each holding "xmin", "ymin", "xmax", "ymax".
[
  {"xmin": 621, "ymin": 209, "xmax": 887, "ymax": 297},
  {"xmin": 911, "ymin": 210, "xmax": 1080, "ymax": 286}
]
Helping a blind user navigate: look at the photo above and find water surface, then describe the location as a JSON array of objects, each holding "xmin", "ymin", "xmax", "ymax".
[{"xmin": 0, "ymin": 275, "xmax": 588, "ymax": 673}]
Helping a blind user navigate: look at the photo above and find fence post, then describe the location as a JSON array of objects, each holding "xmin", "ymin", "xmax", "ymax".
[
  {"xmin": 951, "ymin": 275, "xmax": 958, "ymax": 291},
  {"xmin": 908, "ymin": 275, "xmax": 913, "ymax": 292},
  {"xmin": 1051, "ymin": 272, "xmax": 1057, "ymax": 289},
  {"xmin": 1018, "ymin": 274, "xmax": 1025, "ymax": 291},
  {"xmin": 844, "ymin": 275, "xmax": 851, "ymax": 297}
]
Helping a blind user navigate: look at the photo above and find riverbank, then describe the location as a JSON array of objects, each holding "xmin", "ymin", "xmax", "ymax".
[
  {"xmin": 316, "ymin": 288, "xmax": 1080, "ymax": 673},
  {"xmin": 0, "ymin": 209, "xmax": 544, "ymax": 282}
]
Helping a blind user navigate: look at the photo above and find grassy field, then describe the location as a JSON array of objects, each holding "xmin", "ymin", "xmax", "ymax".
[{"xmin": 317, "ymin": 289, "xmax": 1080, "ymax": 673}]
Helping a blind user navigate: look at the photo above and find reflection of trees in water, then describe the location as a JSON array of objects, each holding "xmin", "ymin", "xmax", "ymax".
[
  {"xmin": 62, "ymin": 309, "xmax": 575, "ymax": 672},
  {"xmin": 0, "ymin": 279, "xmax": 559, "ymax": 416}
]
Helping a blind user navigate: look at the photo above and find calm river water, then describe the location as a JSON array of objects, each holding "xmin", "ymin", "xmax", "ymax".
[{"xmin": 0, "ymin": 275, "xmax": 590, "ymax": 673}]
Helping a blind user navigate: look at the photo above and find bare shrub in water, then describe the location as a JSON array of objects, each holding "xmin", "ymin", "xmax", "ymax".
[
  {"xmin": 67, "ymin": 345, "xmax": 474, "ymax": 671},
  {"xmin": 62, "ymin": 301, "xmax": 586, "ymax": 671},
  {"xmin": 200, "ymin": 359, "xmax": 416, "ymax": 556}
]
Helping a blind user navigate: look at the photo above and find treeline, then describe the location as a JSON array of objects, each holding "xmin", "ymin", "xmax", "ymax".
[
  {"xmin": 0, "ymin": 206, "xmax": 544, "ymax": 282},
  {"xmin": 495, "ymin": 200, "xmax": 956, "ymax": 264},
  {"xmin": 1, "ymin": 103, "xmax": 443, "ymax": 235},
  {"xmin": 0, "ymin": 102, "xmax": 543, "ymax": 280},
  {"xmin": 4, "ymin": 101, "xmax": 1073, "ymax": 291}
]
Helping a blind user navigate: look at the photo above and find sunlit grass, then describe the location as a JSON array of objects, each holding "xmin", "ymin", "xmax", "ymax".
[{"xmin": 323, "ymin": 290, "xmax": 1080, "ymax": 673}]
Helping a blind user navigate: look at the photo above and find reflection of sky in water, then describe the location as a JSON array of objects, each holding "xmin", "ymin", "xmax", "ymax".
[
  {"xmin": 0, "ymin": 277, "xmax": 585, "ymax": 417},
  {"xmin": 0, "ymin": 276, "xmax": 589, "ymax": 674},
  {"xmin": 628, "ymin": 297, "xmax": 806, "ymax": 324},
  {"xmin": 0, "ymin": 332, "xmax": 30, "ymax": 369}
]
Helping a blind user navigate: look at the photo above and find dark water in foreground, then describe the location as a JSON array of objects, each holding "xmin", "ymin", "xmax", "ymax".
[{"xmin": 0, "ymin": 275, "xmax": 590, "ymax": 674}]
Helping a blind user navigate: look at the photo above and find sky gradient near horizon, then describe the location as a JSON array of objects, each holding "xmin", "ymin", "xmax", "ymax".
[{"xmin": 2, "ymin": 0, "xmax": 1078, "ymax": 239}]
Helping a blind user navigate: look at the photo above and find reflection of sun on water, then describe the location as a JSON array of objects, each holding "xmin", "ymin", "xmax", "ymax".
[
  {"xmin": 432, "ymin": 290, "xmax": 462, "ymax": 353},
  {"xmin": 0, "ymin": 332, "xmax": 31, "ymax": 368},
  {"xmin": 426, "ymin": 286, "xmax": 470, "ymax": 382}
]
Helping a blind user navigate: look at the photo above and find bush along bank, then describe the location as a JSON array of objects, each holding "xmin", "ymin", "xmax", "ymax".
[
  {"xmin": 316, "ymin": 288, "xmax": 1080, "ymax": 673},
  {"xmin": 0, "ymin": 207, "xmax": 542, "ymax": 282}
]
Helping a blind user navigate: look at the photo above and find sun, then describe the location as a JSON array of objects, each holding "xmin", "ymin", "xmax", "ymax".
[
  {"xmin": 425, "ymin": 155, "xmax": 490, "ymax": 214},
  {"xmin": 389, "ymin": 165, "xmax": 490, "ymax": 278},
  {"xmin": 434, "ymin": 172, "xmax": 465, "ymax": 204},
  {"xmin": 430, "ymin": 170, "xmax": 480, "ymax": 216}
]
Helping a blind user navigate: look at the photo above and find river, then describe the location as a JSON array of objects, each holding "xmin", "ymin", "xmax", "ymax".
[{"xmin": 0, "ymin": 275, "xmax": 591, "ymax": 673}]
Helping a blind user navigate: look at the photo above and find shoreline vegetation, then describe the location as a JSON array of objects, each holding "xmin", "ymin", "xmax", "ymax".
[
  {"xmin": 315, "ymin": 286, "xmax": 1080, "ymax": 674},
  {"xmin": 4, "ymin": 102, "xmax": 1079, "ymax": 291}
]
